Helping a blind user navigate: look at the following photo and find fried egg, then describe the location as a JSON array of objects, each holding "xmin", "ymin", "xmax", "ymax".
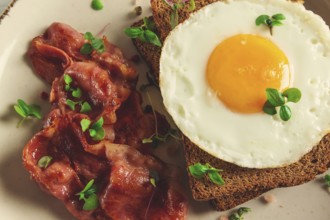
[{"xmin": 159, "ymin": 0, "xmax": 330, "ymax": 168}]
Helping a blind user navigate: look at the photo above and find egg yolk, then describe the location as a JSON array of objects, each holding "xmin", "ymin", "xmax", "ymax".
[{"xmin": 206, "ymin": 34, "xmax": 292, "ymax": 113}]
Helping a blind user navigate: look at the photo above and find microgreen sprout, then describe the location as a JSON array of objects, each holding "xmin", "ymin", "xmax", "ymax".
[
  {"xmin": 80, "ymin": 32, "xmax": 105, "ymax": 55},
  {"xmin": 124, "ymin": 17, "xmax": 162, "ymax": 47},
  {"xmin": 142, "ymin": 92, "xmax": 181, "ymax": 147},
  {"xmin": 263, "ymin": 88, "xmax": 301, "ymax": 121},
  {"xmin": 80, "ymin": 101, "xmax": 92, "ymax": 113},
  {"xmin": 91, "ymin": 0, "xmax": 104, "ymax": 11},
  {"xmin": 66, "ymin": 99, "xmax": 92, "ymax": 113},
  {"xmin": 14, "ymin": 99, "xmax": 42, "ymax": 127},
  {"xmin": 256, "ymin": 13, "xmax": 286, "ymax": 35},
  {"xmin": 37, "ymin": 156, "xmax": 53, "ymax": 169},
  {"xmin": 142, "ymin": 128, "xmax": 179, "ymax": 147},
  {"xmin": 64, "ymin": 74, "xmax": 83, "ymax": 98},
  {"xmin": 149, "ymin": 170, "xmax": 160, "ymax": 187},
  {"xmin": 188, "ymin": 163, "xmax": 225, "ymax": 185},
  {"xmin": 80, "ymin": 117, "xmax": 105, "ymax": 141},
  {"xmin": 76, "ymin": 179, "xmax": 99, "ymax": 211},
  {"xmin": 164, "ymin": 0, "xmax": 196, "ymax": 29},
  {"xmin": 63, "ymin": 74, "xmax": 92, "ymax": 113},
  {"xmin": 229, "ymin": 207, "xmax": 252, "ymax": 220}
]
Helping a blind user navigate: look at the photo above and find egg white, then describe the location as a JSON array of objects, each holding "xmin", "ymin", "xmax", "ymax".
[{"xmin": 160, "ymin": 0, "xmax": 330, "ymax": 168}]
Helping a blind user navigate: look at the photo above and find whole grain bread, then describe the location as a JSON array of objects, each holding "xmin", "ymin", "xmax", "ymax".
[{"xmin": 131, "ymin": 0, "xmax": 330, "ymax": 211}]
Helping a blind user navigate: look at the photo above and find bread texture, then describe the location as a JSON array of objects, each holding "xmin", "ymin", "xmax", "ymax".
[{"xmin": 131, "ymin": 0, "xmax": 330, "ymax": 211}]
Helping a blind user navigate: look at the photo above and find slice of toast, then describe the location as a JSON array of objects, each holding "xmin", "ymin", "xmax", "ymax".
[{"xmin": 131, "ymin": 12, "xmax": 330, "ymax": 209}]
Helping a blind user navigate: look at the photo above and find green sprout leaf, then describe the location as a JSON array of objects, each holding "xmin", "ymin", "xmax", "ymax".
[
  {"xmin": 263, "ymin": 101, "xmax": 277, "ymax": 115},
  {"xmin": 83, "ymin": 194, "xmax": 99, "ymax": 210},
  {"xmin": 142, "ymin": 128, "xmax": 179, "ymax": 147},
  {"xmin": 170, "ymin": 4, "xmax": 179, "ymax": 29},
  {"xmin": 80, "ymin": 43, "xmax": 93, "ymax": 55},
  {"xmin": 271, "ymin": 20, "xmax": 283, "ymax": 26},
  {"xmin": 144, "ymin": 30, "xmax": 162, "ymax": 47},
  {"xmin": 89, "ymin": 127, "xmax": 105, "ymax": 141},
  {"xmin": 256, "ymin": 13, "xmax": 285, "ymax": 35},
  {"xmin": 188, "ymin": 163, "xmax": 208, "ymax": 179},
  {"xmin": 229, "ymin": 207, "xmax": 252, "ymax": 220},
  {"xmin": 66, "ymin": 99, "xmax": 78, "ymax": 110},
  {"xmin": 188, "ymin": 0, "xmax": 196, "ymax": 11},
  {"xmin": 14, "ymin": 105, "xmax": 26, "ymax": 118},
  {"xmin": 124, "ymin": 27, "xmax": 144, "ymax": 38},
  {"xmin": 272, "ymin": 13, "xmax": 286, "ymax": 20},
  {"xmin": 208, "ymin": 170, "xmax": 225, "ymax": 185},
  {"xmin": 80, "ymin": 119, "xmax": 91, "ymax": 132},
  {"xmin": 91, "ymin": 38, "xmax": 105, "ymax": 53},
  {"xmin": 80, "ymin": 101, "xmax": 92, "ymax": 113},
  {"xmin": 84, "ymin": 32, "xmax": 94, "ymax": 41},
  {"xmin": 266, "ymin": 88, "xmax": 285, "ymax": 107},
  {"xmin": 91, "ymin": 117, "xmax": 104, "ymax": 130},
  {"xmin": 76, "ymin": 179, "xmax": 99, "ymax": 211},
  {"xmin": 163, "ymin": 0, "xmax": 195, "ymax": 28},
  {"xmin": 282, "ymin": 87, "xmax": 302, "ymax": 103},
  {"xmin": 14, "ymin": 99, "xmax": 42, "ymax": 127},
  {"xmin": 80, "ymin": 32, "xmax": 105, "ymax": 54},
  {"xmin": 81, "ymin": 117, "xmax": 105, "ymax": 141},
  {"xmin": 89, "ymin": 129, "xmax": 97, "ymax": 137},
  {"xmin": 72, "ymin": 88, "xmax": 82, "ymax": 98},
  {"xmin": 263, "ymin": 88, "xmax": 301, "ymax": 121},
  {"xmin": 255, "ymin": 15, "xmax": 270, "ymax": 26},
  {"xmin": 64, "ymin": 74, "xmax": 73, "ymax": 85},
  {"xmin": 37, "ymin": 156, "xmax": 53, "ymax": 169},
  {"xmin": 279, "ymin": 105, "xmax": 292, "ymax": 121},
  {"xmin": 188, "ymin": 163, "xmax": 224, "ymax": 186},
  {"xmin": 124, "ymin": 18, "xmax": 162, "ymax": 47}
]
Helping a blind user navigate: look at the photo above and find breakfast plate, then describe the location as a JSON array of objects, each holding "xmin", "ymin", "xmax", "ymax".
[{"xmin": 0, "ymin": 0, "xmax": 330, "ymax": 219}]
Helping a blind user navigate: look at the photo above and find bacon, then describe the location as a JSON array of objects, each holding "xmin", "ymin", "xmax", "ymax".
[
  {"xmin": 28, "ymin": 22, "xmax": 85, "ymax": 83},
  {"xmin": 22, "ymin": 110, "xmax": 82, "ymax": 200},
  {"xmin": 92, "ymin": 38, "xmax": 137, "ymax": 81},
  {"xmin": 50, "ymin": 62, "xmax": 131, "ymax": 124},
  {"xmin": 28, "ymin": 22, "xmax": 137, "ymax": 85},
  {"xmin": 23, "ymin": 109, "xmax": 187, "ymax": 220},
  {"xmin": 23, "ymin": 110, "xmax": 110, "ymax": 219},
  {"xmin": 101, "ymin": 143, "xmax": 187, "ymax": 220},
  {"xmin": 28, "ymin": 38, "xmax": 73, "ymax": 83},
  {"xmin": 44, "ymin": 23, "xmax": 86, "ymax": 59},
  {"xmin": 24, "ymin": 22, "xmax": 188, "ymax": 220}
]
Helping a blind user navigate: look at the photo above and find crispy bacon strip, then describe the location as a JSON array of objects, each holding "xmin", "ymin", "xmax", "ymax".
[
  {"xmin": 24, "ymin": 22, "xmax": 188, "ymax": 220},
  {"xmin": 101, "ymin": 143, "xmax": 187, "ymax": 220},
  {"xmin": 23, "ymin": 109, "xmax": 186, "ymax": 220},
  {"xmin": 28, "ymin": 22, "xmax": 137, "ymax": 85}
]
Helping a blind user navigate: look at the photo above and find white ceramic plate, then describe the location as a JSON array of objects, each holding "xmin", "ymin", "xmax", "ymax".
[{"xmin": 0, "ymin": 0, "xmax": 330, "ymax": 219}]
